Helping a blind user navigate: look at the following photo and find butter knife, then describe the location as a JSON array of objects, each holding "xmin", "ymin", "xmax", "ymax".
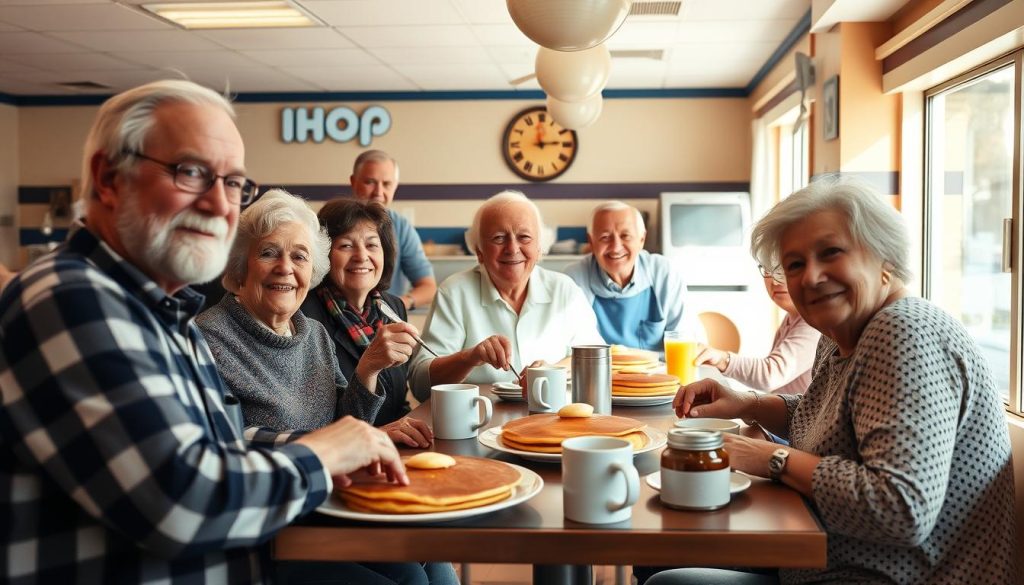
[{"xmin": 375, "ymin": 298, "xmax": 440, "ymax": 358}]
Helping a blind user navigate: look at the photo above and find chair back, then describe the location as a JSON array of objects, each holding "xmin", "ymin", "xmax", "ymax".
[{"xmin": 698, "ymin": 311, "xmax": 740, "ymax": 353}]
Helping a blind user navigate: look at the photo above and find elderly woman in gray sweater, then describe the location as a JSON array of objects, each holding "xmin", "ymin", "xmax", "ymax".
[
  {"xmin": 197, "ymin": 189, "xmax": 455, "ymax": 585},
  {"xmin": 654, "ymin": 176, "xmax": 1015, "ymax": 585}
]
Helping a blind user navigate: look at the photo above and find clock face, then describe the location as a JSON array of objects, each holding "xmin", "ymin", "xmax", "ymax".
[{"xmin": 502, "ymin": 106, "xmax": 578, "ymax": 182}]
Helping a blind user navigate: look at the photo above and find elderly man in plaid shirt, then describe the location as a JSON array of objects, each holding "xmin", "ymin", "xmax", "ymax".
[{"xmin": 0, "ymin": 80, "xmax": 409, "ymax": 584}]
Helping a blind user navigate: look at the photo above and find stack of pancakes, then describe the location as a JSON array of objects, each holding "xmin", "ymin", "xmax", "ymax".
[
  {"xmin": 612, "ymin": 372, "xmax": 680, "ymax": 397},
  {"xmin": 337, "ymin": 456, "xmax": 522, "ymax": 514},
  {"xmin": 501, "ymin": 413, "xmax": 648, "ymax": 453},
  {"xmin": 610, "ymin": 347, "xmax": 659, "ymax": 373}
]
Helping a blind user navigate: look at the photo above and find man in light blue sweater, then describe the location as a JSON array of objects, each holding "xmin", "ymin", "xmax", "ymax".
[
  {"xmin": 350, "ymin": 150, "xmax": 437, "ymax": 311},
  {"xmin": 565, "ymin": 201, "xmax": 701, "ymax": 353}
]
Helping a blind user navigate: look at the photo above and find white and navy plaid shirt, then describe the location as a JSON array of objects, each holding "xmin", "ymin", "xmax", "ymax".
[{"xmin": 0, "ymin": 225, "xmax": 331, "ymax": 584}]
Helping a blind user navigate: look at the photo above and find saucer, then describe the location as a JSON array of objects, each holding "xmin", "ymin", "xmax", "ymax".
[{"xmin": 645, "ymin": 471, "xmax": 752, "ymax": 495}]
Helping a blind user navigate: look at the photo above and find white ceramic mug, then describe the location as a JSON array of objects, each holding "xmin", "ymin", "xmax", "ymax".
[
  {"xmin": 431, "ymin": 384, "xmax": 492, "ymax": 440},
  {"xmin": 674, "ymin": 417, "xmax": 740, "ymax": 435},
  {"xmin": 527, "ymin": 366, "xmax": 568, "ymax": 413},
  {"xmin": 562, "ymin": 436, "xmax": 640, "ymax": 524}
]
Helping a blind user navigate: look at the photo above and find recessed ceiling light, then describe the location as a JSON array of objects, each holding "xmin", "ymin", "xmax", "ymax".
[{"xmin": 141, "ymin": 1, "xmax": 320, "ymax": 29}]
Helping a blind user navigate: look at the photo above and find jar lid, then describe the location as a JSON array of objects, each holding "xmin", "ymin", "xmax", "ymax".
[
  {"xmin": 571, "ymin": 345, "xmax": 610, "ymax": 358},
  {"xmin": 667, "ymin": 428, "xmax": 724, "ymax": 450}
]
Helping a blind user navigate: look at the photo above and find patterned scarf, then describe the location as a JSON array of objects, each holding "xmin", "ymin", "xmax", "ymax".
[{"xmin": 317, "ymin": 285, "xmax": 384, "ymax": 347}]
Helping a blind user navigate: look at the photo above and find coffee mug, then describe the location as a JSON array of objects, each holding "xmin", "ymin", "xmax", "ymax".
[
  {"xmin": 527, "ymin": 366, "xmax": 568, "ymax": 413},
  {"xmin": 431, "ymin": 384, "xmax": 492, "ymax": 440},
  {"xmin": 674, "ymin": 417, "xmax": 740, "ymax": 435},
  {"xmin": 562, "ymin": 436, "xmax": 640, "ymax": 524}
]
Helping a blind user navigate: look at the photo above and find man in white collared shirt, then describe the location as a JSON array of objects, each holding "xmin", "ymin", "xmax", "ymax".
[{"xmin": 409, "ymin": 191, "xmax": 603, "ymax": 400}]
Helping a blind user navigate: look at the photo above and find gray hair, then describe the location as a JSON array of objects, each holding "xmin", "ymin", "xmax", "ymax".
[
  {"xmin": 587, "ymin": 200, "xmax": 646, "ymax": 235},
  {"xmin": 80, "ymin": 79, "xmax": 235, "ymax": 209},
  {"xmin": 750, "ymin": 174, "xmax": 912, "ymax": 283},
  {"xmin": 223, "ymin": 189, "xmax": 331, "ymax": 292},
  {"xmin": 467, "ymin": 190, "xmax": 551, "ymax": 253},
  {"xmin": 352, "ymin": 149, "xmax": 400, "ymax": 183}
]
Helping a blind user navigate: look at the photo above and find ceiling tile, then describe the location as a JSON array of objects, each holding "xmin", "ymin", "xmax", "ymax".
[
  {"xmin": 198, "ymin": 27, "xmax": 354, "ymax": 50},
  {"xmin": 683, "ymin": 0, "xmax": 809, "ymax": 21},
  {"xmin": 0, "ymin": 57, "xmax": 39, "ymax": 74},
  {"xmin": 605, "ymin": 21, "xmax": 679, "ymax": 47},
  {"xmin": 338, "ymin": 24, "xmax": 478, "ymax": 48},
  {"xmin": 450, "ymin": 0, "xmax": 511, "ymax": 24},
  {"xmin": 486, "ymin": 45, "xmax": 536, "ymax": 65},
  {"xmin": 0, "ymin": 3, "xmax": 170, "ymax": 31},
  {"xmin": 368, "ymin": 46, "xmax": 491, "ymax": 65},
  {"xmin": 0, "ymin": 0, "xmax": 111, "ymax": 4},
  {"xmin": 114, "ymin": 50, "xmax": 263, "ymax": 70},
  {"xmin": 0, "ymin": 79, "xmax": 70, "ymax": 95},
  {"xmin": 0, "ymin": 20, "xmax": 21, "ymax": 31},
  {"xmin": 241, "ymin": 48, "xmax": 379, "ymax": 68},
  {"xmin": 677, "ymin": 19, "xmax": 798, "ymax": 44},
  {"xmin": 392, "ymin": 63, "xmax": 508, "ymax": 90},
  {"xmin": 15, "ymin": 51, "xmax": 139, "ymax": 72},
  {"xmin": 471, "ymin": 23, "xmax": 532, "ymax": 47},
  {"xmin": 665, "ymin": 70, "xmax": 753, "ymax": 88},
  {"xmin": 0, "ymin": 31, "xmax": 86, "ymax": 53},
  {"xmin": 184, "ymin": 68, "xmax": 321, "ymax": 93},
  {"xmin": 303, "ymin": 0, "xmax": 466, "ymax": 26},
  {"xmin": 287, "ymin": 65, "xmax": 419, "ymax": 91},
  {"xmin": 50, "ymin": 30, "xmax": 222, "ymax": 52}
]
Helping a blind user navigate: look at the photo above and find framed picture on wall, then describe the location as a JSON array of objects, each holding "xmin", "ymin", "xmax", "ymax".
[{"xmin": 823, "ymin": 75, "xmax": 839, "ymax": 141}]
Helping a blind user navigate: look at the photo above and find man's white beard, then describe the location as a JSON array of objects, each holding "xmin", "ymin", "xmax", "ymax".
[{"xmin": 116, "ymin": 192, "xmax": 234, "ymax": 286}]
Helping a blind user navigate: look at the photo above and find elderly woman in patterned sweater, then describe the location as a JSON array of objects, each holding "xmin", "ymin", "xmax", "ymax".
[
  {"xmin": 197, "ymin": 189, "xmax": 455, "ymax": 585},
  {"xmin": 654, "ymin": 176, "xmax": 1016, "ymax": 585}
]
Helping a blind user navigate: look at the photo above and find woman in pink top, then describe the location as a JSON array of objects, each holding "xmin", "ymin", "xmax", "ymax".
[{"xmin": 695, "ymin": 266, "xmax": 820, "ymax": 394}]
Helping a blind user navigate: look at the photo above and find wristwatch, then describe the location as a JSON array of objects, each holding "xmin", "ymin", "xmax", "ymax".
[{"xmin": 768, "ymin": 448, "xmax": 790, "ymax": 483}]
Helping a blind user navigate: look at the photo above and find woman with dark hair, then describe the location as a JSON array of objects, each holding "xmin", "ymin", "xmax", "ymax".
[{"xmin": 302, "ymin": 198, "xmax": 433, "ymax": 446}]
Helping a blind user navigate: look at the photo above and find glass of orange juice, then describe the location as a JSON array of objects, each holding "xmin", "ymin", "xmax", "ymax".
[{"xmin": 664, "ymin": 331, "xmax": 699, "ymax": 386}]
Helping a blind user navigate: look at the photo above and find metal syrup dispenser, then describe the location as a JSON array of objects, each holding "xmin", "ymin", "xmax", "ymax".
[{"xmin": 571, "ymin": 344, "xmax": 612, "ymax": 415}]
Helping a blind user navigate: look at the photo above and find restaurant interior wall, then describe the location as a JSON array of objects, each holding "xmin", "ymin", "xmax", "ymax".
[
  {"xmin": 12, "ymin": 95, "xmax": 752, "ymax": 267},
  {"xmin": 0, "ymin": 104, "xmax": 16, "ymax": 268}
]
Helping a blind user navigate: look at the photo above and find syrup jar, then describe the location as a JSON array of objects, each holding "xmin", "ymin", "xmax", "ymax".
[{"xmin": 660, "ymin": 429, "xmax": 730, "ymax": 510}]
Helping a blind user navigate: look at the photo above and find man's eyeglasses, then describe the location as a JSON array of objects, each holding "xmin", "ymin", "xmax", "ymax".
[
  {"xmin": 758, "ymin": 264, "xmax": 785, "ymax": 283},
  {"xmin": 126, "ymin": 151, "xmax": 259, "ymax": 206}
]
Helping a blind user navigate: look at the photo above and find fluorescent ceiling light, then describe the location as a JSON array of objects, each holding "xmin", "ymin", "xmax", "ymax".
[{"xmin": 142, "ymin": 1, "xmax": 319, "ymax": 29}]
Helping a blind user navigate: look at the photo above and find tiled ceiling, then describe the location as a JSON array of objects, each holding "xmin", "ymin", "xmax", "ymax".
[{"xmin": 0, "ymin": 0, "xmax": 906, "ymax": 97}]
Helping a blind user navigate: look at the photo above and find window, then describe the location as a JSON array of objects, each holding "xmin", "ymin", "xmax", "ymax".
[{"xmin": 924, "ymin": 54, "xmax": 1021, "ymax": 414}]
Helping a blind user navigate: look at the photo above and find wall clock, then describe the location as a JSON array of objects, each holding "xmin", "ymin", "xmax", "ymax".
[{"xmin": 502, "ymin": 106, "xmax": 578, "ymax": 182}]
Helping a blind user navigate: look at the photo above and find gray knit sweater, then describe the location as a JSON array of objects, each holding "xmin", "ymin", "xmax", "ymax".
[{"xmin": 197, "ymin": 295, "xmax": 384, "ymax": 446}]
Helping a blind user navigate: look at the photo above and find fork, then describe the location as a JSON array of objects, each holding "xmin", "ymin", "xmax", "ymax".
[{"xmin": 375, "ymin": 298, "xmax": 440, "ymax": 358}]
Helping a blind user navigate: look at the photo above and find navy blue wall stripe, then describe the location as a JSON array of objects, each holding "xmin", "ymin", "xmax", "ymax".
[
  {"xmin": 746, "ymin": 9, "xmax": 812, "ymax": 94},
  {"xmin": 18, "ymin": 186, "xmax": 73, "ymax": 204},
  {"xmin": 883, "ymin": 0, "xmax": 1011, "ymax": 73},
  {"xmin": 273, "ymin": 181, "xmax": 751, "ymax": 202}
]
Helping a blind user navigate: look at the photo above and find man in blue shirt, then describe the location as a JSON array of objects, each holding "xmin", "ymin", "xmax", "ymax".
[
  {"xmin": 0, "ymin": 80, "xmax": 406, "ymax": 584},
  {"xmin": 350, "ymin": 150, "xmax": 437, "ymax": 311},
  {"xmin": 565, "ymin": 201, "xmax": 699, "ymax": 352}
]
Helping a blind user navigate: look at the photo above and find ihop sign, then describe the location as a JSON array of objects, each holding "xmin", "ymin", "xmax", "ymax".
[{"xmin": 281, "ymin": 105, "xmax": 391, "ymax": 146}]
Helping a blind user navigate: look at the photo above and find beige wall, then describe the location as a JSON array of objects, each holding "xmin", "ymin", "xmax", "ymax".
[
  {"xmin": 0, "ymin": 104, "xmax": 17, "ymax": 267},
  {"xmin": 17, "ymin": 97, "xmax": 751, "ymax": 187}
]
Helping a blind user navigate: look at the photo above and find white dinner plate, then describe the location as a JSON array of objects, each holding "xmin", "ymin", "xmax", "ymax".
[
  {"xmin": 317, "ymin": 463, "xmax": 543, "ymax": 524},
  {"xmin": 478, "ymin": 426, "xmax": 668, "ymax": 463},
  {"xmin": 645, "ymin": 471, "xmax": 752, "ymax": 495},
  {"xmin": 611, "ymin": 394, "xmax": 674, "ymax": 407}
]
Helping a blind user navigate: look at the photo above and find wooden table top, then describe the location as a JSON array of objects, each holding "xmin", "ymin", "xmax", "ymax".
[{"xmin": 274, "ymin": 385, "xmax": 826, "ymax": 568}]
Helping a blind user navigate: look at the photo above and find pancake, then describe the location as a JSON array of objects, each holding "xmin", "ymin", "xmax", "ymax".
[
  {"xmin": 501, "ymin": 430, "xmax": 648, "ymax": 453},
  {"xmin": 612, "ymin": 372, "xmax": 679, "ymax": 396},
  {"xmin": 336, "ymin": 455, "xmax": 522, "ymax": 514},
  {"xmin": 500, "ymin": 413, "xmax": 648, "ymax": 453}
]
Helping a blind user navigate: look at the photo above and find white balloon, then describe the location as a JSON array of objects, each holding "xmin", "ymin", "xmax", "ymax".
[
  {"xmin": 546, "ymin": 93, "xmax": 603, "ymax": 130},
  {"xmin": 507, "ymin": 0, "xmax": 632, "ymax": 51},
  {"xmin": 535, "ymin": 44, "xmax": 610, "ymax": 102}
]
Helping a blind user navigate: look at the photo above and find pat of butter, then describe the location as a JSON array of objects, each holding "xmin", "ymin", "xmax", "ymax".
[
  {"xmin": 406, "ymin": 452, "xmax": 457, "ymax": 470},
  {"xmin": 558, "ymin": 403, "xmax": 594, "ymax": 418}
]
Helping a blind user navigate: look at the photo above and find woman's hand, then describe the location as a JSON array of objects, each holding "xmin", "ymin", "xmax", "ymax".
[
  {"xmin": 722, "ymin": 434, "xmax": 776, "ymax": 477},
  {"xmin": 467, "ymin": 335, "xmax": 513, "ymax": 371},
  {"xmin": 694, "ymin": 344, "xmax": 729, "ymax": 372},
  {"xmin": 357, "ymin": 322, "xmax": 419, "ymax": 381},
  {"xmin": 673, "ymin": 378, "xmax": 753, "ymax": 419},
  {"xmin": 380, "ymin": 416, "xmax": 433, "ymax": 448}
]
